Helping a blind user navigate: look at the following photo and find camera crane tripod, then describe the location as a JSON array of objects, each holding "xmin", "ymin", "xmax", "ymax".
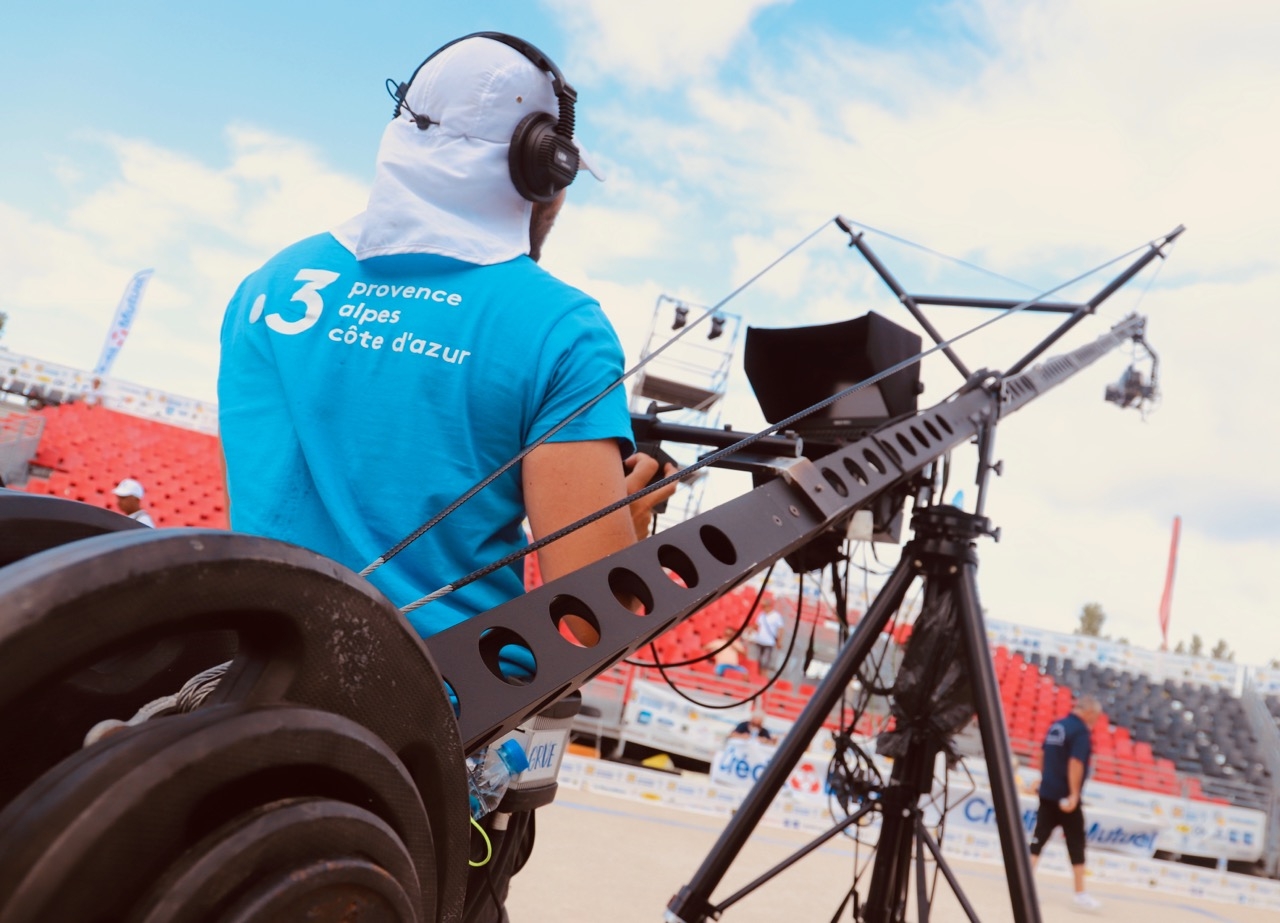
[
  {"xmin": 0, "ymin": 225, "xmax": 1179, "ymax": 923},
  {"xmin": 425, "ymin": 225, "xmax": 1180, "ymax": 923},
  {"xmin": 665, "ymin": 437, "xmax": 1032, "ymax": 923}
]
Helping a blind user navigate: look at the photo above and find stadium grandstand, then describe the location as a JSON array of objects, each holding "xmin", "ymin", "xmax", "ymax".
[
  {"xmin": 1, "ymin": 410, "xmax": 226, "ymax": 532},
  {"xmin": 3, "ymin": 347, "xmax": 1280, "ymax": 885},
  {"xmin": 1, "ymin": 348, "xmax": 223, "ymax": 529}
]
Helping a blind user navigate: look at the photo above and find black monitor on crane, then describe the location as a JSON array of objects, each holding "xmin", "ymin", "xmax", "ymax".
[
  {"xmin": 744, "ymin": 312, "xmax": 924, "ymax": 558},
  {"xmin": 744, "ymin": 312, "xmax": 923, "ymax": 448}
]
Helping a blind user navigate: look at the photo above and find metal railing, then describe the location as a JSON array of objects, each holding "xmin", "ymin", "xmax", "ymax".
[
  {"xmin": 0, "ymin": 407, "xmax": 43, "ymax": 487},
  {"xmin": 1241, "ymin": 676, "xmax": 1280, "ymax": 875}
]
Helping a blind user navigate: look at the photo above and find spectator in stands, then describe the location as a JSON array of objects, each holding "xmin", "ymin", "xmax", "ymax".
[
  {"xmin": 747, "ymin": 597, "xmax": 786, "ymax": 672},
  {"xmin": 729, "ymin": 713, "xmax": 774, "ymax": 743},
  {"xmin": 1029, "ymin": 693, "xmax": 1103, "ymax": 913},
  {"xmin": 112, "ymin": 478, "xmax": 154, "ymax": 527},
  {"xmin": 704, "ymin": 627, "xmax": 748, "ymax": 678},
  {"xmin": 83, "ymin": 377, "xmax": 103, "ymax": 407},
  {"xmin": 218, "ymin": 33, "xmax": 673, "ymax": 923}
]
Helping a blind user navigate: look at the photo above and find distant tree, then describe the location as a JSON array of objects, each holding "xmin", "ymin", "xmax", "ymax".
[
  {"xmin": 1210, "ymin": 639, "xmax": 1234, "ymax": 662},
  {"xmin": 0, "ymin": 310, "xmax": 7, "ymax": 340},
  {"xmin": 1174, "ymin": 640, "xmax": 1186, "ymax": 654},
  {"xmin": 1075, "ymin": 603, "xmax": 1106, "ymax": 638},
  {"xmin": 1270, "ymin": 658, "xmax": 1280, "ymax": 669},
  {"xmin": 1189, "ymin": 634, "xmax": 1204, "ymax": 657}
]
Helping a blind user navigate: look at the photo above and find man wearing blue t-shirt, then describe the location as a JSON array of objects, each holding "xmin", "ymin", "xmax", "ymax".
[
  {"xmin": 218, "ymin": 33, "xmax": 673, "ymax": 923},
  {"xmin": 219, "ymin": 35, "xmax": 672, "ymax": 634},
  {"xmin": 1029, "ymin": 694, "xmax": 1103, "ymax": 912}
]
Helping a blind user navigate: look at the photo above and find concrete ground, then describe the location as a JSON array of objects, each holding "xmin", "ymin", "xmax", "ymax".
[{"xmin": 505, "ymin": 787, "xmax": 1275, "ymax": 923}]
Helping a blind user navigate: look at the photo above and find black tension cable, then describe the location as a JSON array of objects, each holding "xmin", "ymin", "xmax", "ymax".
[
  {"xmin": 649, "ymin": 573, "xmax": 808, "ymax": 711},
  {"xmin": 400, "ymin": 228, "xmax": 1167, "ymax": 613},
  {"xmin": 623, "ymin": 563, "xmax": 777, "ymax": 669},
  {"xmin": 359, "ymin": 220, "xmax": 834, "ymax": 579}
]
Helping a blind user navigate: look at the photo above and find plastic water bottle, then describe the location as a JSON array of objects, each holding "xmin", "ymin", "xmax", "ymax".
[{"xmin": 466, "ymin": 739, "xmax": 530, "ymax": 820}]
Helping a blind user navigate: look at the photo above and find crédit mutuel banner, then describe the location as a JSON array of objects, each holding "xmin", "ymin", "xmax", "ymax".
[
  {"xmin": 93, "ymin": 269, "xmax": 153, "ymax": 376},
  {"xmin": 711, "ymin": 741, "xmax": 1163, "ymax": 859},
  {"xmin": 622, "ymin": 680, "xmax": 1264, "ymax": 862},
  {"xmin": 709, "ymin": 742, "xmax": 1264, "ymax": 862}
]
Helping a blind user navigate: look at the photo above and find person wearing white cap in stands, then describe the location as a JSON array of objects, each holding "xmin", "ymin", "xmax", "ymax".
[{"xmin": 112, "ymin": 478, "xmax": 155, "ymax": 527}]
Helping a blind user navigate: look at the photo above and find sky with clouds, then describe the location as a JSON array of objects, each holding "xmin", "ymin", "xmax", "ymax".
[{"xmin": 2, "ymin": 1, "xmax": 1277, "ymax": 664}]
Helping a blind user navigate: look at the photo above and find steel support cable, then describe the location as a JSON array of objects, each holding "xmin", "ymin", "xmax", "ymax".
[
  {"xmin": 1131, "ymin": 234, "xmax": 1175, "ymax": 313},
  {"xmin": 838, "ymin": 217, "xmax": 1043, "ymax": 295},
  {"xmin": 359, "ymin": 220, "xmax": 833, "ymax": 578},
  {"xmin": 1126, "ymin": 235, "xmax": 1174, "ymax": 421},
  {"xmin": 401, "ymin": 231, "xmax": 1162, "ymax": 613},
  {"xmin": 366, "ymin": 214, "xmax": 1094, "ymax": 579}
]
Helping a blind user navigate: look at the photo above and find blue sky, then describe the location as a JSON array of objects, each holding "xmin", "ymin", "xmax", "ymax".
[
  {"xmin": 2, "ymin": 0, "xmax": 1278, "ymax": 662},
  {"xmin": 0, "ymin": 2, "xmax": 956, "ymax": 210}
]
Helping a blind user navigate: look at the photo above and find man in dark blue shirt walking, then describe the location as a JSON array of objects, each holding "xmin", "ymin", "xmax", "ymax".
[{"xmin": 1029, "ymin": 693, "xmax": 1103, "ymax": 912}]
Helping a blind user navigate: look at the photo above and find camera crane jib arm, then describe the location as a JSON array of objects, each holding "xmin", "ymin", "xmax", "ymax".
[{"xmin": 425, "ymin": 313, "xmax": 1150, "ymax": 753}]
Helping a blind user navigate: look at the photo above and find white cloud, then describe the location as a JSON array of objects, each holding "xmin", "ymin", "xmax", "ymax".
[
  {"xmin": 619, "ymin": 1, "xmax": 1279, "ymax": 284},
  {"xmin": 0, "ymin": 128, "xmax": 367, "ymax": 398},
  {"xmin": 564, "ymin": 0, "xmax": 1280, "ymax": 659},
  {"xmin": 552, "ymin": 202, "xmax": 672, "ymax": 267},
  {"xmin": 66, "ymin": 137, "xmax": 241, "ymax": 263},
  {"xmin": 2, "ymin": 0, "xmax": 1276, "ymax": 663},
  {"xmin": 547, "ymin": 0, "xmax": 794, "ymax": 88},
  {"xmin": 730, "ymin": 230, "xmax": 814, "ymax": 300}
]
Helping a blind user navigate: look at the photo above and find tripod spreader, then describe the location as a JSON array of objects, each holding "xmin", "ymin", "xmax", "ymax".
[{"xmin": 667, "ymin": 505, "xmax": 1042, "ymax": 923}]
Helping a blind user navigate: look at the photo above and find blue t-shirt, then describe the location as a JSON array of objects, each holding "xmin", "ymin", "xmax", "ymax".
[
  {"xmin": 1038, "ymin": 712, "xmax": 1092, "ymax": 801},
  {"xmin": 218, "ymin": 233, "xmax": 633, "ymax": 638}
]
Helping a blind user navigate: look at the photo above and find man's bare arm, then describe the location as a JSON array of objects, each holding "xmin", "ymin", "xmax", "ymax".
[
  {"xmin": 523, "ymin": 438, "xmax": 676, "ymax": 583},
  {"xmin": 1064, "ymin": 757, "xmax": 1085, "ymax": 811}
]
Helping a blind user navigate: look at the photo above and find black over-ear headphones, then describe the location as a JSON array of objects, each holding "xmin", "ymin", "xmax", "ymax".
[{"xmin": 388, "ymin": 31, "xmax": 580, "ymax": 204}]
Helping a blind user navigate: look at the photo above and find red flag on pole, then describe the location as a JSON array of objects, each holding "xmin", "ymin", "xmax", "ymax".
[{"xmin": 1158, "ymin": 516, "xmax": 1181, "ymax": 650}]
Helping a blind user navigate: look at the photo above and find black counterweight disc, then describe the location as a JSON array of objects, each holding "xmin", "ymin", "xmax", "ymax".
[
  {"xmin": 133, "ymin": 798, "xmax": 419, "ymax": 923},
  {"xmin": 0, "ymin": 705, "xmax": 430, "ymax": 923},
  {"xmin": 0, "ymin": 489, "xmax": 147, "ymax": 567},
  {"xmin": 0, "ymin": 528, "xmax": 469, "ymax": 922},
  {"xmin": 0, "ymin": 492, "xmax": 238, "ymax": 804}
]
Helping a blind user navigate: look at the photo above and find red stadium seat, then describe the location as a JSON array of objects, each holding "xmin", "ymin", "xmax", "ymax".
[{"xmin": 10, "ymin": 404, "xmax": 229, "ymax": 530}]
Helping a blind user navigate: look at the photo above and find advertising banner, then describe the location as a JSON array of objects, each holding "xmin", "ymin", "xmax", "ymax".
[
  {"xmin": 710, "ymin": 740, "xmax": 828, "ymax": 796},
  {"xmin": 948, "ymin": 790, "xmax": 1164, "ymax": 859},
  {"xmin": 1086, "ymin": 780, "xmax": 1267, "ymax": 863},
  {"xmin": 557, "ymin": 755, "xmax": 1280, "ymax": 911},
  {"xmin": 621, "ymin": 680, "xmax": 751, "ymax": 761},
  {"xmin": 0, "ymin": 348, "xmax": 219, "ymax": 435},
  {"xmin": 1252, "ymin": 667, "xmax": 1280, "ymax": 696},
  {"xmin": 93, "ymin": 269, "xmax": 153, "ymax": 376},
  {"xmin": 958, "ymin": 761, "xmax": 1265, "ymax": 862},
  {"xmin": 705, "ymin": 743, "xmax": 1263, "ymax": 863}
]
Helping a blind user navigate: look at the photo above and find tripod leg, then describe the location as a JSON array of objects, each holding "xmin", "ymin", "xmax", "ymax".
[
  {"xmin": 666, "ymin": 553, "xmax": 918, "ymax": 923},
  {"xmin": 915, "ymin": 820, "xmax": 930, "ymax": 923},
  {"xmin": 863, "ymin": 780, "xmax": 917, "ymax": 923},
  {"xmin": 956, "ymin": 561, "xmax": 1041, "ymax": 923},
  {"xmin": 917, "ymin": 821, "xmax": 982, "ymax": 923}
]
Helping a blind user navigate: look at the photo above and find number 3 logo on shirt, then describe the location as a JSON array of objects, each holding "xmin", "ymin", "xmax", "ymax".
[{"xmin": 249, "ymin": 269, "xmax": 341, "ymax": 335}]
